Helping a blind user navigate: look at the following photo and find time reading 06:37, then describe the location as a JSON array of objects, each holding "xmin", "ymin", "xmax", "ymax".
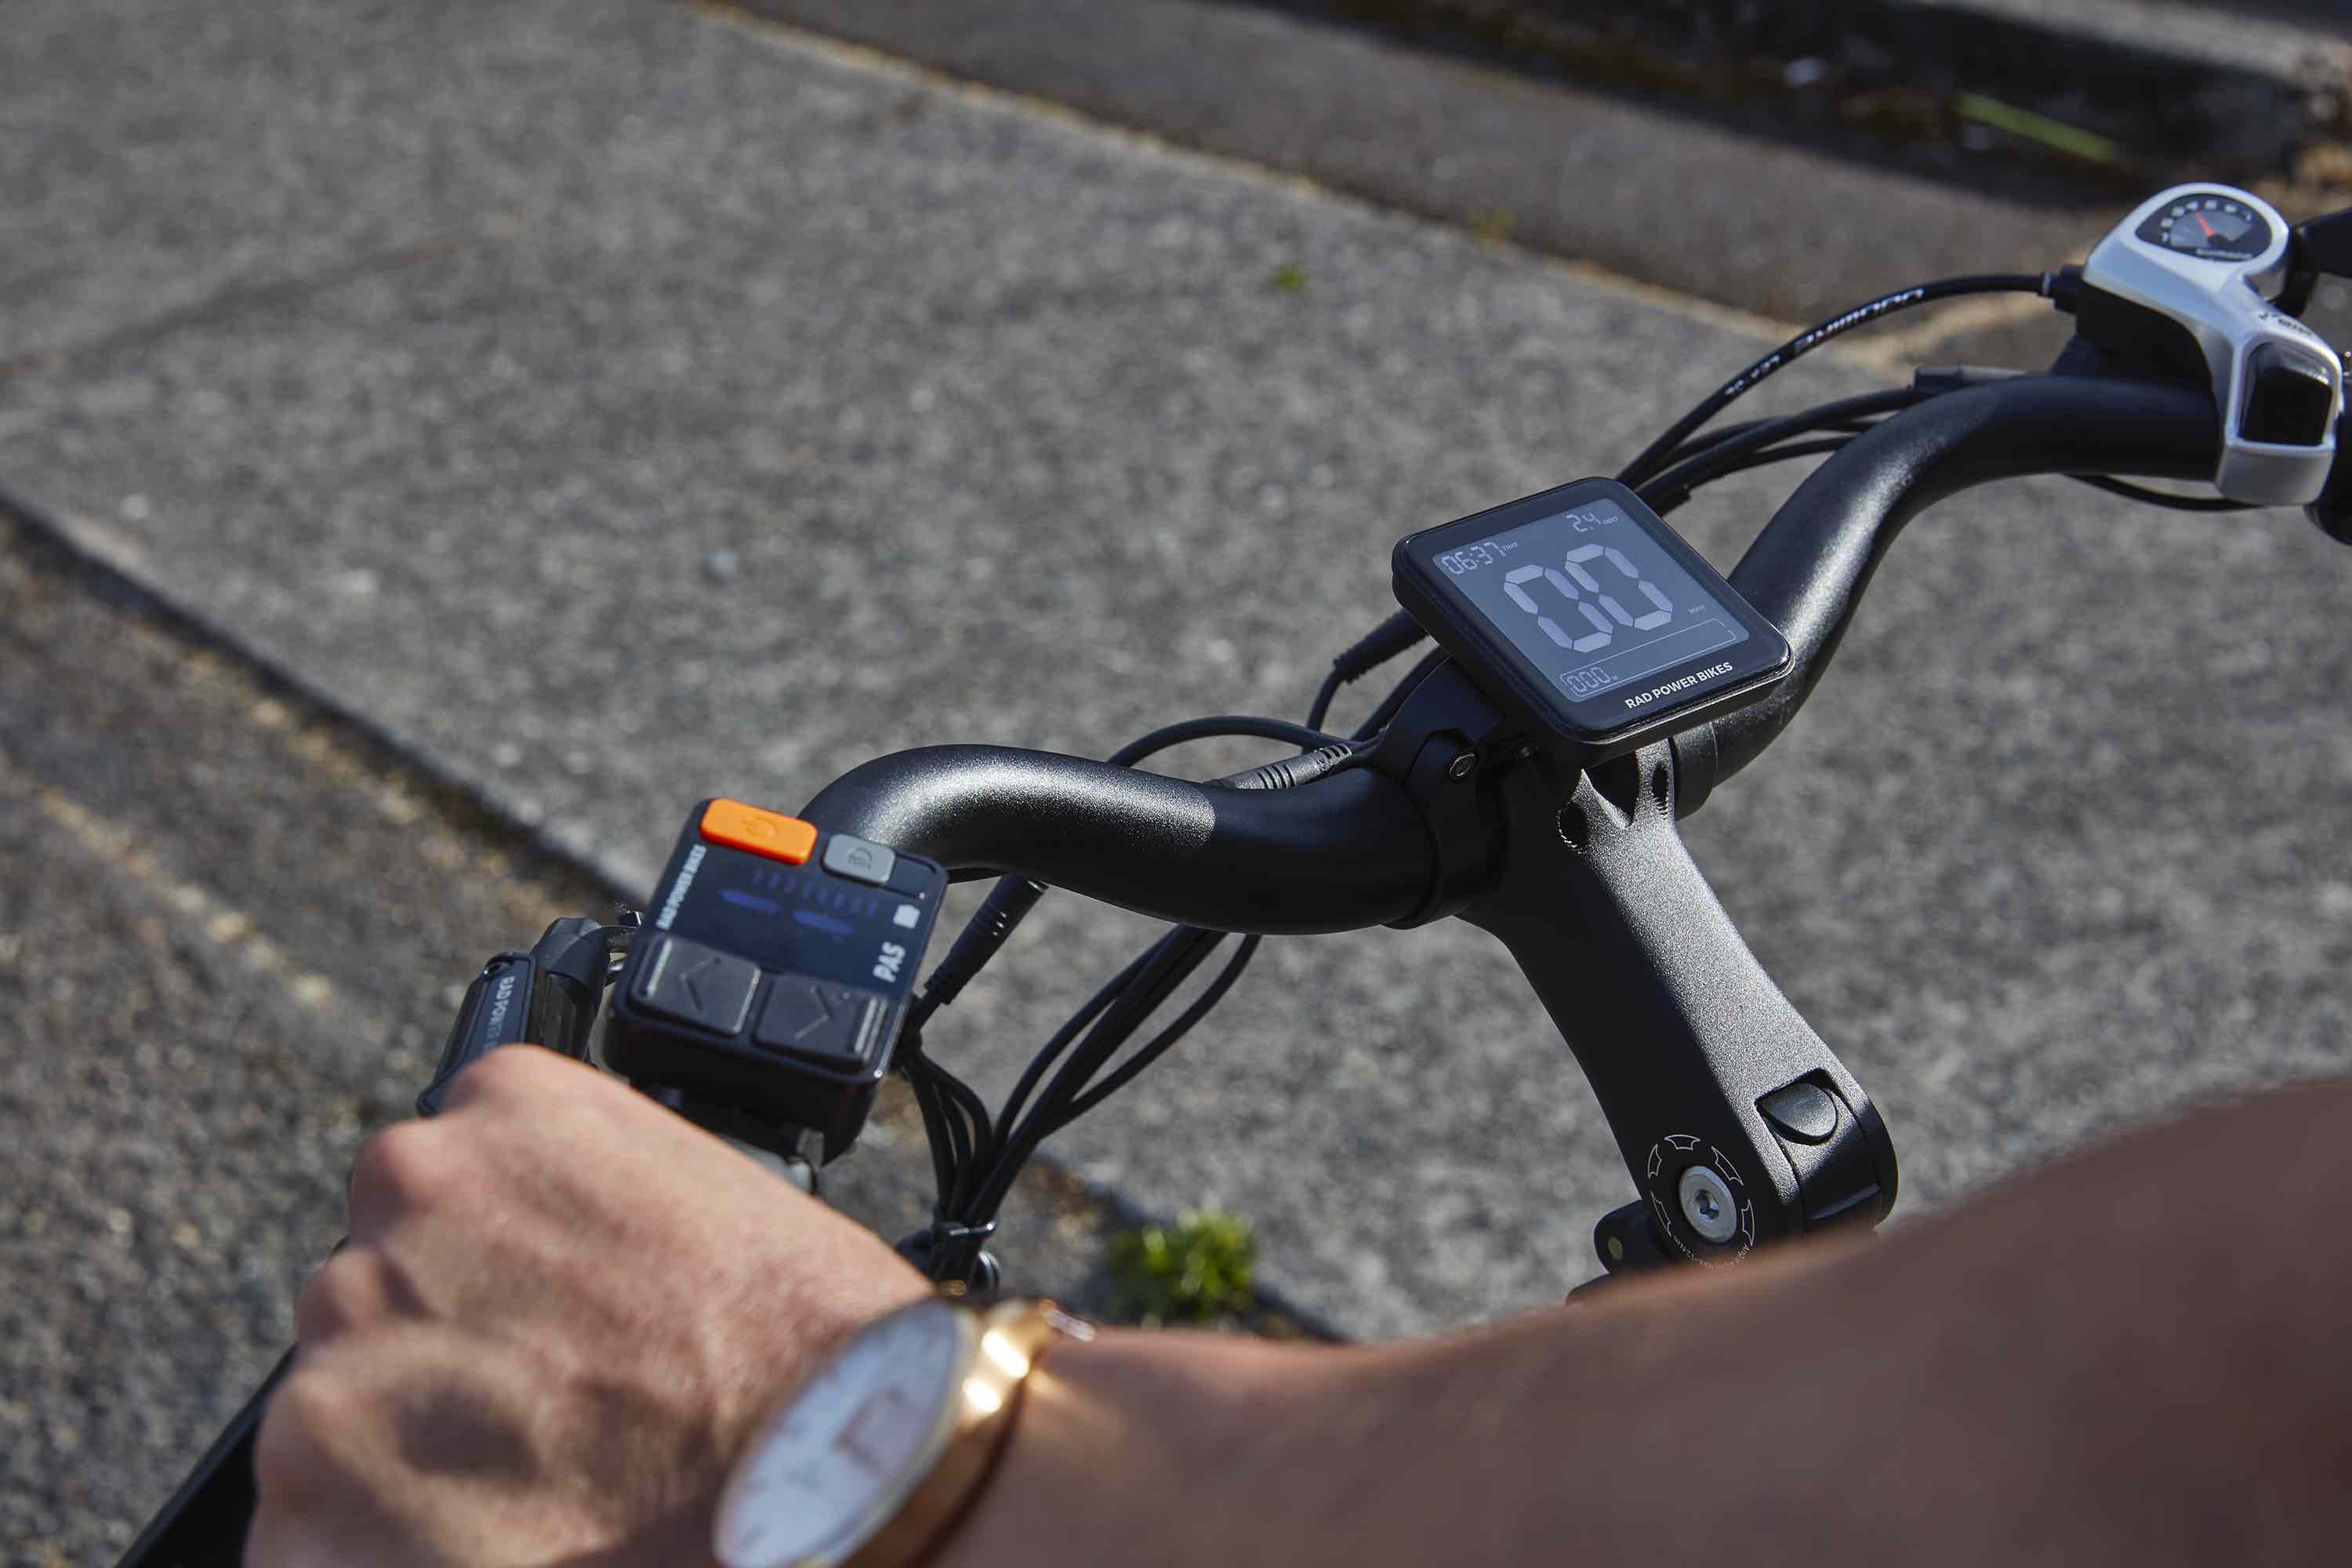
[{"xmin": 1392, "ymin": 477, "xmax": 1792, "ymax": 763}]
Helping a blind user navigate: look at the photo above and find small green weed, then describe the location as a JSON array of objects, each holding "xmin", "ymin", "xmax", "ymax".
[
  {"xmin": 1467, "ymin": 206, "xmax": 1516, "ymax": 245},
  {"xmin": 1106, "ymin": 1209, "xmax": 1258, "ymax": 1325},
  {"xmin": 1269, "ymin": 262, "xmax": 1308, "ymax": 293}
]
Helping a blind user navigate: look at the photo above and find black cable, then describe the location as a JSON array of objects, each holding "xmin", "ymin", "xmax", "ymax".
[
  {"xmin": 930, "ymin": 1060, "xmax": 993, "ymax": 1152},
  {"xmin": 1109, "ymin": 714, "xmax": 1343, "ymax": 768},
  {"xmin": 967, "ymin": 926, "xmax": 1228, "ymax": 1221},
  {"xmin": 905, "ymin": 876, "xmax": 1048, "ymax": 1040},
  {"xmin": 1003, "ymin": 657, "xmax": 1409, "ymax": 1163},
  {"xmin": 976, "ymin": 656, "xmax": 1410, "ymax": 1209},
  {"xmin": 990, "ymin": 945, "xmax": 1160, "ymax": 1147},
  {"xmin": 911, "ymin": 1052, "xmax": 974, "ymax": 1183},
  {"xmin": 928, "ymin": 1062, "xmax": 996, "ymax": 1211},
  {"xmin": 900, "ymin": 709, "xmax": 1341, "ymax": 1213},
  {"xmin": 1308, "ymin": 611, "xmax": 1428, "ymax": 732},
  {"xmin": 1645, "ymin": 404, "xmax": 1888, "ymax": 478},
  {"xmin": 1617, "ymin": 273, "xmax": 2056, "ymax": 488},
  {"xmin": 1635, "ymin": 388, "xmax": 1920, "ymax": 510},
  {"xmin": 920, "ymin": 698, "xmax": 1385, "ymax": 1229},
  {"xmin": 902, "ymin": 1054, "xmax": 960, "ymax": 1204},
  {"xmin": 1058, "ymin": 935, "xmax": 1265, "ymax": 1122},
  {"xmin": 1644, "ymin": 412, "xmax": 1783, "ymax": 468},
  {"xmin": 2068, "ymin": 474, "xmax": 2253, "ymax": 513},
  {"xmin": 1654, "ymin": 432, "xmax": 2256, "ymax": 524},
  {"xmin": 939, "ymin": 1080, "xmax": 973, "ymax": 1181},
  {"xmin": 915, "ymin": 720, "xmax": 1333, "ymax": 1039},
  {"xmin": 1029, "ymin": 927, "xmax": 1224, "ymax": 1131},
  {"xmin": 969, "ymin": 713, "xmax": 1341, "ymax": 1187},
  {"xmin": 1352, "ymin": 646, "xmax": 1448, "ymax": 741},
  {"xmin": 1305, "ymin": 666, "xmax": 1346, "ymax": 731},
  {"xmin": 1646, "ymin": 437, "xmax": 1860, "ymax": 517}
]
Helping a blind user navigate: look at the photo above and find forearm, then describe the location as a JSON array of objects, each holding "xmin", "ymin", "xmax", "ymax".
[
  {"xmin": 942, "ymin": 1080, "xmax": 2352, "ymax": 1568},
  {"xmin": 939, "ymin": 1286, "xmax": 1842, "ymax": 1568}
]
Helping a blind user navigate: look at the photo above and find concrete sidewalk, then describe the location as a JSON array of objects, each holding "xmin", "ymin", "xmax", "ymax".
[
  {"xmin": 5, "ymin": 0, "xmax": 2349, "ymax": 1370},
  {"xmin": 1919, "ymin": 0, "xmax": 2352, "ymax": 70}
]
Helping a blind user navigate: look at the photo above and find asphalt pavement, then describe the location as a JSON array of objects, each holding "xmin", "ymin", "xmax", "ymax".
[
  {"xmin": 0, "ymin": 512, "xmax": 1142, "ymax": 1563},
  {"xmin": 6, "ymin": 0, "xmax": 2352, "ymax": 1558}
]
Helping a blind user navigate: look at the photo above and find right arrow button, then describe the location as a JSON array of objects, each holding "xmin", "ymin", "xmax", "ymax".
[{"xmin": 753, "ymin": 979, "xmax": 884, "ymax": 1069}]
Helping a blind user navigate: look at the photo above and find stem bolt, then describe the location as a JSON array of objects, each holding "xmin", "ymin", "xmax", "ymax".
[
  {"xmin": 1678, "ymin": 1165, "xmax": 1739, "ymax": 1244},
  {"xmin": 1446, "ymin": 752, "xmax": 1479, "ymax": 780}
]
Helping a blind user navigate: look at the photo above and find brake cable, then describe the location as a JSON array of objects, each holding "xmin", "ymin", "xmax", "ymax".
[
  {"xmin": 1617, "ymin": 272, "xmax": 2061, "ymax": 489},
  {"xmin": 954, "ymin": 721, "xmax": 1364, "ymax": 1218},
  {"xmin": 2067, "ymin": 474, "xmax": 2253, "ymax": 512},
  {"xmin": 895, "ymin": 711, "xmax": 1367, "ymax": 1265},
  {"xmin": 1636, "ymin": 386, "xmax": 1926, "ymax": 513}
]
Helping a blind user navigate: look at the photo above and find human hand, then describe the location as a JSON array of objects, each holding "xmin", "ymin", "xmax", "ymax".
[{"xmin": 248, "ymin": 1046, "xmax": 931, "ymax": 1566}]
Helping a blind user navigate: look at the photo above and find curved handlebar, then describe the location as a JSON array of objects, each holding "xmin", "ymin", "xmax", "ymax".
[
  {"xmin": 808, "ymin": 376, "xmax": 2237, "ymax": 924},
  {"xmin": 1700, "ymin": 374, "xmax": 2223, "ymax": 786},
  {"xmin": 800, "ymin": 745, "xmax": 1434, "ymax": 934}
]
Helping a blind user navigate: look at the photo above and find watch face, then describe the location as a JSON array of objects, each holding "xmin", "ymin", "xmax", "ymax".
[{"xmin": 714, "ymin": 1300, "xmax": 971, "ymax": 1568}]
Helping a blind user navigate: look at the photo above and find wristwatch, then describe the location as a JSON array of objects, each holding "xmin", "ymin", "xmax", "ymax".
[{"xmin": 713, "ymin": 1297, "xmax": 1091, "ymax": 1568}]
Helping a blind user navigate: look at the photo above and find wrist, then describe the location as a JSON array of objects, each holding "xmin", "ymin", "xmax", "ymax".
[{"xmin": 932, "ymin": 1325, "xmax": 1345, "ymax": 1568}]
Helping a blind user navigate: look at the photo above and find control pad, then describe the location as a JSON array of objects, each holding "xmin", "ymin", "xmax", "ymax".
[{"xmin": 601, "ymin": 799, "xmax": 946, "ymax": 1163}]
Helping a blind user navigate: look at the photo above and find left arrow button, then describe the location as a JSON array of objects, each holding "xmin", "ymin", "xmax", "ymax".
[{"xmin": 629, "ymin": 935, "xmax": 759, "ymax": 1036}]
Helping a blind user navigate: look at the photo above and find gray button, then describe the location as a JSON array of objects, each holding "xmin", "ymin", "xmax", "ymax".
[
  {"xmin": 821, "ymin": 833, "xmax": 897, "ymax": 887},
  {"xmin": 630, "ymin": 935, "xmax": 758, "ymax": 1036},
  {"xmin": 753, "ymin": 980, "xmax": 885, "ymax": 1069}
]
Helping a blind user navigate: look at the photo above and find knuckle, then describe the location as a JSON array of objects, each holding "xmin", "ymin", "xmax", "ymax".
[
  {"xmin": 251, "ymin": 1365, "xmax": 347, "ymax": 1511},
  {"xmin": 439, "ymin": 1040, "xmax": 564, "ymax": 1110},
  {"xmin": 347, "ymin": 1120, "xmax": 449, "ymax": 1224},
  {"xmin": 292, "ymin": 1252, "xmax": 376, "ymax": 1345}
]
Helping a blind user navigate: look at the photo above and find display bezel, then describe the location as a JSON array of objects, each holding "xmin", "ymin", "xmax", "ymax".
[{"xmin": 1392, "ymin": 477, "xmax": 1791, "ymax": 761}]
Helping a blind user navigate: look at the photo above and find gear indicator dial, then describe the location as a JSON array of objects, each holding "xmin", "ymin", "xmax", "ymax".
[{"xmin": 2134, "ymin": 192, "xmax": 2274, "ymax": 263}]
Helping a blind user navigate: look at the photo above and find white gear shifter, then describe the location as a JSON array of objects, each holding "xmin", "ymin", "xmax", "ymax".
[{"xmin": 2079, "ymin": 184, "xmax": 2343, "ymax": 507}]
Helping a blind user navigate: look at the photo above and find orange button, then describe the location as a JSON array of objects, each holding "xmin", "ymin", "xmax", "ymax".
[{"xmin": 700, "ymin": 799, "xmax": 818, "ymax": 865}]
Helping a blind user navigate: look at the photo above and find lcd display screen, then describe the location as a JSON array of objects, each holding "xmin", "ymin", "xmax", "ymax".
[
  {"xmin": 1428, "ymin": 497, "xmax": 1751, "ymax": 705},
  {"xmin": 1392, "ymin": 477, "xmax": 1790, "ymax": 760}
]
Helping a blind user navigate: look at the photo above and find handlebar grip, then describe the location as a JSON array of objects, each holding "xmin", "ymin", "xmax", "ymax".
[
  {"xmin": 416, "ymin": 917, "xmax": 608, "ymax": 1114},
  {"xmin": 111, "ymin": 1349, "xmax": 289, "ymax": 1568},
  {"xmin": 2307, "ymin": 414, "xmax": 2352, "ymax": 545}
]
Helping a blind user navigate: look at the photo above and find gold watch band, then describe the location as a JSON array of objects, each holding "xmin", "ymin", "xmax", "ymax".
[{"xmin": 842, "ymin": 1299, "xmax": 1092, "ymax": 1568}]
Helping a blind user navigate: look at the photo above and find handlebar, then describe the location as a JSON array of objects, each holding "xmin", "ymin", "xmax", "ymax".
[
  {"xmin": 804, "ymin": 374, "xmax": 2234, "ymax": 929},
  {"xmin": 800, "ymin": 744, "xmax": 1434, "ymax": 935},
  {"xmin": 1694, "ymin": 373, "xmax": 2225, "ymax": 793}
]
